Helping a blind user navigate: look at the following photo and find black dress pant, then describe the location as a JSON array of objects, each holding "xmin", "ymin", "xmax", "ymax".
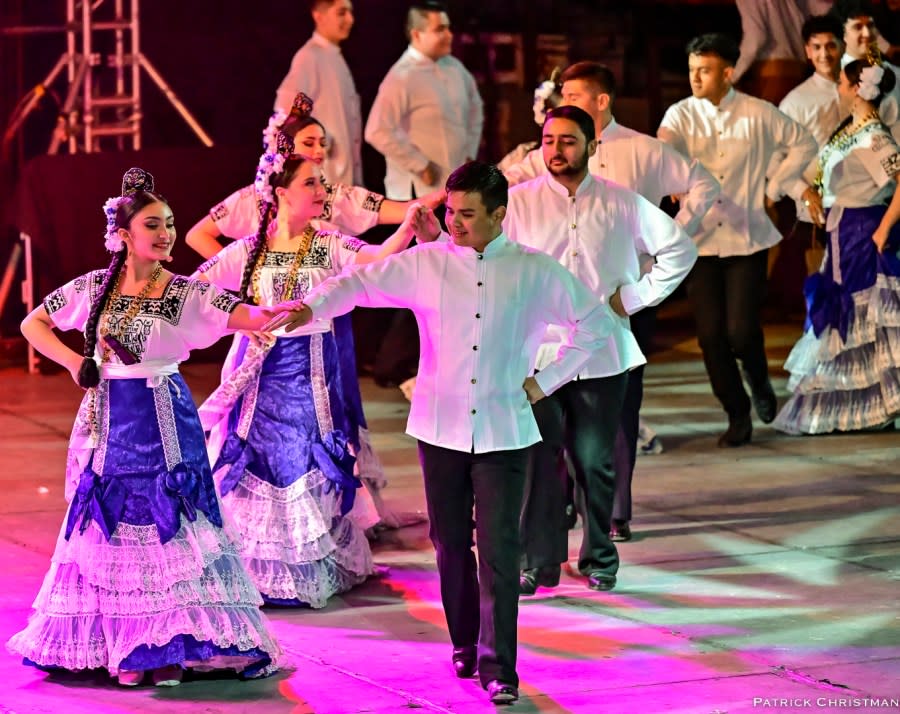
[
  {"xmin": 418, "ymin": 441, "xmax": 527, "ymax": 687},
  {"xmin": 612, "ymin": 306, "xmax": 656, "ymax": 523},
  {"xmin": 685, "ymin": 250, "xmax": 770, "ymax": 419},
  {"xmin": 520, "ymin": 373, "xmax": 627, "ymax": 576}
]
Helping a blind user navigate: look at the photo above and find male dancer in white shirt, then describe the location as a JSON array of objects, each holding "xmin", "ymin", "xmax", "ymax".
[
  {"xmin": 658, "ymin": 33, "xmax": 817, "ymax": 447},
  {"xmin": 365, "ymin": 1, "xmax": 483, "ymax": 200},
  {"xmin": 774, "ymin": 14, "xmax": 845, "ymax": 269},
  {"xmin": 504, "ymin": 106, "xmax": 697, "ymax": 596},
  {"xmin": 263, "ymin": 162, "xmax": 613, "ymax": 706},
  {"xmin": 274, "ymin": 0, "xmax": 363, "ymax": 186},
  {"xmin": 503, "ymin": 61, "xmax": 719, "ymax": 544}
]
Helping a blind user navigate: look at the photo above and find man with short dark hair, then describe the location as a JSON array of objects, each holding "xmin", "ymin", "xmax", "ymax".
[
  {"xmin": 773, "ymin": 15, "xmax": 845, "ymax": 256},
  {"xmin": 658, "ymin": 33, "xmax": 817, "ymax": 447},
  {"xmin": 274, "ymin": 0, "xmax": 362, "ymax": 186},
  {"xmin": 503, "ymin": 105, "xmax": 697, "ymax": 596},
  {"xmin": 365, "ymin": 1, "xmax": 483, "ymax": 200},
  {"xmin": 266, "ymin": 162, "xmax": 613, "ymax": 705},
  {"xmin": 503, "ymin": 61, "xmax": 720, "ymax": 542}
]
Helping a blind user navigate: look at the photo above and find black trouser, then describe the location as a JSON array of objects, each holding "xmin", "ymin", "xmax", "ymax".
[
  {"xmin": 612, "ymin": 307, "xmax": 656, "ymax": 523},
  {"xmin": 418, "ymin": 441, "xmax": 527, "ymax": 688},
  {"xmin": 520, "ymin": 373, "xmax": 627, "ymax": 576},
  {"xmin": 685, "ymin": 250, "xmax": 770, "ymax": 419}
]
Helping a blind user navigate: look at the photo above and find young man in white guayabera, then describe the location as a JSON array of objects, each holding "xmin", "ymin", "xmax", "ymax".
[
  {"xmin": 502, "ymin": 61, "xmax": 720, "ymax": 544},
  {"xmin": 658, "ymin": 33, "xmax": 817, "ymax": 448},
  {"xmin": 503, "ymin": 105, "xmax": 697, "ymax": 598},
  {"xmin": 771, "ymin": 14, "xmax": 845, "ymax": 273},
  {"xmin": 364, "ymin": 0, "xmax": 483, "ymax": 200},
  {"xmin": 263, "ymin": 162, "xmax": 614, "ymax": 706},
  {"xmin": 274, "ymin": 0, "xmax": 362, "ymax": 186}
]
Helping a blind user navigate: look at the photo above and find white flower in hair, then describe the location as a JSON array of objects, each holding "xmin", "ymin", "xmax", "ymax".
[
  {"xmin": 102, "ymin": 196, "xmax": 127, "ymax": 252},
  {"xmin": 533, "ymin": 79, "xmax": 557, "ymax": 125},
  {"xmin": 858, "ymin": 65, "xmax": 885, "ymax": 102}
]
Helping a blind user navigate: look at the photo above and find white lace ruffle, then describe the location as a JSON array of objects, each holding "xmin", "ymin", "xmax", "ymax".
[
  {"xmin": 220, "ymin": 471, "xmax": 373, "ymax": 606},
  {"xmin": 777, "ymin": 276, "xmax": 900, "ymax": 434},
  {"xmin": 356, "ymin": 426, "xmax": 387, "ymax": 490},
  {"xmin": 245, "ymin": 518, "xmax": 373, "ymax": 607},
  {"xmin": 6, "ymin": 514, "xmax": 282, "ymax": 675}
]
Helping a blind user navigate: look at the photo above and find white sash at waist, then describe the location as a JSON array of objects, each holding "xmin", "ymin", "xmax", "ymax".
[{"xmin": 101, "ymin": 360, "xmax": 180, "ymax": 389}]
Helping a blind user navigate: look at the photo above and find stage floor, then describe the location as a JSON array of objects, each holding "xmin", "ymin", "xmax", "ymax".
[{"xmin": 1, "ymin": 322, "xmax": 898, "ymax": 714}]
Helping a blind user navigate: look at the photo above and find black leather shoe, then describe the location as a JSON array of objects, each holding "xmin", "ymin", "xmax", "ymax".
[
  {"xmin": 610, "ymin": 519, "xmax": 632, "ymax": 542},
  {"xmin": 717, "ymin": 414, "xmax": 752, "ymax": 448},
  {"xmin": 586, "ymin": 571, "xmax": 617, "ymax": 591},
  {"xmin": 487, "ymin": 680, "xmax": 519, "ymax": 704},
  {"xmin": 749, "ymin": 378, "xmax": 777, "ymax": 423},
  {"xmin": 451, "ymin": 646, "xmax": 476, "ymax": 678},
  {"xmin": 518, "ymin": 564, "xmax": 561, "ymax": 596}
]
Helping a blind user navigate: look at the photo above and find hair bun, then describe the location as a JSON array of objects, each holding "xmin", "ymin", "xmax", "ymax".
[
  {"xmin": 290, "ymin": 92, "xmax": 314, "ymax": 120},
  {"xmin": 121, "ymin": 167, "xmax": 154, "ymax": 196}
]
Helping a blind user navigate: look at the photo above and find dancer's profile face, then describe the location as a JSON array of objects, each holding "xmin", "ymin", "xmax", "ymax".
[
  {"xmin": 293, "ymin": 123, "xmax": 328, "ymax": 164},
  {"xmin": 278, "ymin": 161, "xmax": 327, "ymax": 223},
  {"xmin": 121, "ymin": 200, "xmax": 176, "ymax": 263},
  {"xmin": 445, "ymin": 190, "xmax": 504, "ymax": 252}
]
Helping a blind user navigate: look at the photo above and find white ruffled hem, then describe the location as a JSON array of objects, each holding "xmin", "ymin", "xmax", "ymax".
[{"xmin": 6, "ymin": 515, "xmax": 282, "ymax": 675}]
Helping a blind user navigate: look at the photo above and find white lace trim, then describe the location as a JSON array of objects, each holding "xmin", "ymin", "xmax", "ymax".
[
  {"xmin": 310, "ymin": 332, "xmax": 333, "ymax": 437},
  {"xmin": 153, "ymin": 381, "xmax": 182, "ymax": 471},
  {"xmin": 236, "ymin": 372, "xmax": 260, "ymax": 441}
]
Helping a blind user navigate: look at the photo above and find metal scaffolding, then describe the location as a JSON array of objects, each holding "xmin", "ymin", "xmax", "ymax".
[{"xmin": 3, "ymin": 0, "xmax": 213, "ymax": 154}]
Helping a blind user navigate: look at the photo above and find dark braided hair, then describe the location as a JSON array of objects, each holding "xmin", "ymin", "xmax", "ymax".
[
  {"xmin": 238, "ymin": 155, "xmax": 310, "ymax": 302},
  {"xmin": 78, "ymin": 168, "xmax": 167, "ymax": 388}
]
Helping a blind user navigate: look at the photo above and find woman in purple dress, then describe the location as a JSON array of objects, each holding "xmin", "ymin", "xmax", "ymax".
[{"xmin": 7, "ymin": 168, "xmax": 285, "ymax": 687}]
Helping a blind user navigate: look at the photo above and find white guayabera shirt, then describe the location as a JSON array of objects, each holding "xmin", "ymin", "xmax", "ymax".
[
  {"xmin": 658, "ymin": 87, "xmax": 817, "ymax": 257},
  {"xmin": 504, "ymin": 173, "xmax": 698, "ymax": 379},
  {"xmin": 301, "ymin": 234, "xmax": 614, "ymax": 454},
  {"xmin": 502, "ymin": 117, "xmax": 721, "ymax": 238}
]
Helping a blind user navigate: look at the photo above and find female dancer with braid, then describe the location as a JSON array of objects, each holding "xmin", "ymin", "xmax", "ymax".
[
  {"xmin": 7, "ymin": 168, "xmax": 287, "ymax": 687},
  {"xmin": 195, "ymin": 127, "xmax": 421, "ymax": 607},
  {"xmin": 188, "ymin": 93, "xmax": 439, "ymax": 529}
]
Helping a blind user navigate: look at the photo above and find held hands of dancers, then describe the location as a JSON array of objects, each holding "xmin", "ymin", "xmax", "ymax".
[
  {"xmin": 407, "ymin": 202, "xmax": 442, "ymax": 243},
  {"xmin": 261, "ymin": 300, "xmax": 314, "ymax": 333},
  {"xmin": 802, "ymin": 186, "xmax": 825, "ymax": 228}
]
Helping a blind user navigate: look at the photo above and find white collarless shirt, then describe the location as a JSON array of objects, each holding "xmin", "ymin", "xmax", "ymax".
[
  {"xmin": 502, "ymin": 117, "xmax": 720, "ymax": 237},
  {"xmin": 302, "ymin": 234, "xmax": 614, "ymax": 453},
  {"xmin": 658, "ymin": 88, "xmax": 817, "ymax": 256},
  {"xmin": 274, "ymin": 32, "xmax": 363, "ymax": 186},
  {"xmin": 365, "ymin": 45, "xmax": 484, "ymax": 199},
  {"xmin": 774, "ymin": 72, "xmax": 842, "ymax": 222},
  {"xmin": 505, "ymin": 173, "xmax": 698, "ymax": 379}
]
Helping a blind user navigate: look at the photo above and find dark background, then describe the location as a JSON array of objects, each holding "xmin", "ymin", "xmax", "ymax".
[{"xmin": 0, "ymin": 0, "xmax": 749, "ymax": 347}]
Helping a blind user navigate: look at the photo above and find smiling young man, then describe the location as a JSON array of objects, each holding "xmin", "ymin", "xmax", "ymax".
[
  {"xmin": 274, "ymin": 0, "xmax": 362, "ymax": 186},
  {"xmin": 830, "ymin": 0, "xmax": 900, "ymax": 141},
  {"xmin": 774, "ymin": 15, "xmax": 845, "ymax": 238},
  {"xmin": 658, "ymin": 33, "xmax": 817, "ymax": 448},
  {"xmin": 504, "ymin": 105, "xmax": 696, "ymax": 597},
  {"xmin": 264, "ymin": 162, "xmax": 613, "ymax": 705}
]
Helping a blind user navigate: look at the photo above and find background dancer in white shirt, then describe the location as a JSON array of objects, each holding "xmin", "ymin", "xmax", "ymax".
[
  {"xmin": 504, "ymin": 62, "xmax": 719, "ymax": 544},
  {"xmin": 773, "ymin": 14, "xmax": 845, "ymax": 276},
  {"xmin": 504, "ymin": 106, "xmax": 697, "ymax": 596},
  {"xmin": 364, "ymin": 1, "xmax": 483, "ymax": 200},
  {"xmin": 274, "ymin": 0, "xmax": 362, "ymax": 186},
  {"xmin": 658, "ymin": 33, "xmax": 817, "ymax": 447},
  {"xmin": 264, "ymin": 161, "xmax": 614, "ymax": 705}
]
